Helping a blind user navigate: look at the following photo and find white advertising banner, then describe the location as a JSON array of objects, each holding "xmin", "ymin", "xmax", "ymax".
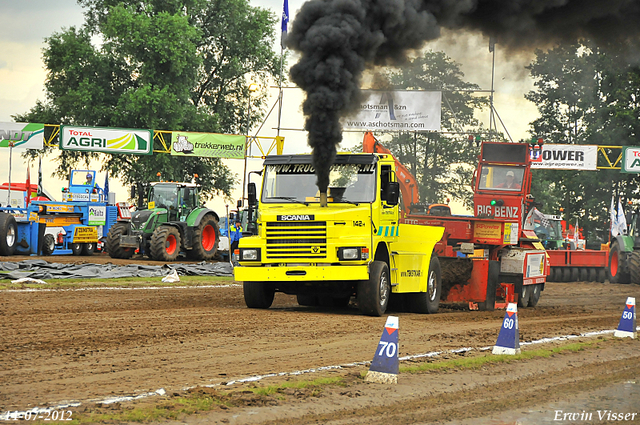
[
  {"xmin": 60, "ymin": 125, "xmax": 152, "ymax": 155},
  {"xmin": 342, "ymin": 90, "xmax": 441, "ymax": 131},
  {"xmin": 0, "ymin": 122, "xmax": 44, "ymax": 150},
  {"xmin": 621, "ymin": 147, "xmax": 640, "ymax": 173},
  {"xmin": 530, "ymin": 144, "xmax": 597, "ymax": 170}
]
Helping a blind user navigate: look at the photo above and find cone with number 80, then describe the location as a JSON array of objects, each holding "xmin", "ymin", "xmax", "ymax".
[{"xmin": 365, "ymin": 316, "xmax": 399, "ymax": 384}]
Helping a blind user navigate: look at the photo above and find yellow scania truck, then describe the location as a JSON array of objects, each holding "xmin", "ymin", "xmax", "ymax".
[{"xmin": 233, "ymin": 153, "xmax": 444, "ymax": 316}]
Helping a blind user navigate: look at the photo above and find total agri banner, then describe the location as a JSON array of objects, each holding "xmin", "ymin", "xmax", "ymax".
[
  {"xmin": 170, "ymin": 131, "xmax": 245, "ymax": 159},
  {"xmin": 60, "ymin": 126, "xmax": 152, "ymax": 155},
  {"xmin": 530, "ymin": 144, "xmax": 597, "ymax": 170},
  {"xmin": 342, "ymin": 90, "xmax": 441, "ymax": 132},
  {"xmin": 0, "ymin": 122, "xmax": 44, "ymax": 149}
]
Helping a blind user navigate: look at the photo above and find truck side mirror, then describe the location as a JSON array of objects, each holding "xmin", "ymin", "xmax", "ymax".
[
  {"xmin": 248, "ymin": 183, "xmax": 257, "ymax": 206},
  {"xmin": 386, "ymin": 182, "xmax": 399, "ymax": 206}
]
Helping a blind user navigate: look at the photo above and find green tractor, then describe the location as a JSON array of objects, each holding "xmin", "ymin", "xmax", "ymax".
[{"xmin": 106, "ymin": 182, "xmax": 220, "ymax": 261}]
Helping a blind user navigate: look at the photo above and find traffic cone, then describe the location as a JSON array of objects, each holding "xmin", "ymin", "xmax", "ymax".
[
  {"xmin": 364, "ymin": 316, "xmax": 399, "ymax": 384},
  {"xmin": 492, "ymin": 303, "xmax": 521, "ymax": 355},
  {"xmin": 614, "ymin": 297, "xmax": 636, "ymax": 339}
]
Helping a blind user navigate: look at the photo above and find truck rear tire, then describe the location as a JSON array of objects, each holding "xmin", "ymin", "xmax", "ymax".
[
  {"xmin": 187, "ymin": 214, "xmax": 219, "ymax": 261},
  {"xmin": 150, "ymin": 226, "xmax": 181, "ymax": 262},
  {"xmin": 42, "ymin": 234, "xmax": 55, "ymax": 256},
  {"xmin": 408, "ymin": 257, "xmax": 442, "ymax": 314},
  {"xmin": 609, "ymin": 241, "xmax": 630, "ymax": 284},
  {"xmin": 0, "ymin": 212, "xmax": 18, "ymax": 256},
  {"xmin": 358, "ymin": 261, "xmax": 391, "ymax": 316},
  {"xmin": 106, "ymin": 222, "xmax": 135, "ymax": 259},
  {"xmin": 81, "ymin": 243, "xmax": 95, "ymax": 256},
  {"xmin": 244, "ymin": 282, "xmax": 275, "ymax": 309},
  {"xmin": 628, "ymin": 251, "xmax": 640, "ymax": 284}
]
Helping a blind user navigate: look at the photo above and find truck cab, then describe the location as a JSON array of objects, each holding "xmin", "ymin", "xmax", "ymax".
[{"xmin": 234, "ymin": 153, "xmax": 444, "ymax": 316}]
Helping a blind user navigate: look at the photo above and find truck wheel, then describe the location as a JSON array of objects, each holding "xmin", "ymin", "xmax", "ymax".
[
  {"xmin": 71, "ymin": 243, "xmax": 83, "ymax": 256},
  {"xmin": 528, "ymin": 284, "xmax": 542, "ymax": 307},
  {"xmin": 81, "ymin": 243, "xmax": 95, "ymax": 256},
  {"xmin": 0, "ymin": 212, "xmax": 18, "ymax": 256},
  {"xmin": 243, "ymin": 281, "xmax": 275, "ymax": 309},
  {"xmin": 150, "ymin": 226, "xmax": 182, "ymax": 262},
  {"xmin": 609, "ymin": 241, "xmax": 630, "ymax": 284},
  {"xmin": 628, "ymin": 251, "xmax": 640, "ymax": 284},
  {"xmin": 518, "ymin": 284, "xmax": 531, "ymax": 308},
  {"xmin": 187, "ymin": 214, "xmax": 219, "ymax": 260},
  {"xmin": 408, "ymin": 257, "xmax": 442, "ymax": 314},
  {"xmin": 106, "ymin": 222, "xmax": 134, "ymax": 259},
  {"xmin": 297, "ymin": 294, "xmax": 319, "ymax": 306},
  {"xmin": 42, "ymin": 234, "xmax": 55, "ymax": 256},
  {"xmin": 358, "ymin": 261, "xmax": 391, "ymax": 316}
]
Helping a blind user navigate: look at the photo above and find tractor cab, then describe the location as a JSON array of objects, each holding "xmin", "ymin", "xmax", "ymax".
[
  {"xmin": 62, "ymin": 170, "xmax": 104, "ymax": 202},
  {"xmin": 147, "ymin": 182, "xmax": 198, "ymax": 222}
]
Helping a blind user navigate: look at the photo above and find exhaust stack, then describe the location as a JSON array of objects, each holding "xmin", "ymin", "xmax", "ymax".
[{"xmin": 320, "ymin": 192, "xmax": 327, "ymax": 207}]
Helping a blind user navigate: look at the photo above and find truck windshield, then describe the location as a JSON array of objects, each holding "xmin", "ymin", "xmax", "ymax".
[
  {"xmin": 262, "ymin": 163, "xmax": 376, "ymax": 204},
  {"xmin": 478, "ymin": 165, "xmax": 524, "ymax": 191}
]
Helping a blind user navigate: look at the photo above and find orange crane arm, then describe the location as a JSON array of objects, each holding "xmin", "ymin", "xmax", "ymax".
[{"xmin": 362, "ymin": 131, "xmax": 419, "ymax": 209}]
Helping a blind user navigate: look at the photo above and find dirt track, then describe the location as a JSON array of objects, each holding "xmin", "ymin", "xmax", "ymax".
[{"xmin": 1, "ymin": 272, "xmax": 639, "ymax": 424}]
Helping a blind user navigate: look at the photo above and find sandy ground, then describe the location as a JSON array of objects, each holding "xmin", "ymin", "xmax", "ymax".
[{"xmin": 1, "ymin": 269, "xmax": 639, "ymax": 424}]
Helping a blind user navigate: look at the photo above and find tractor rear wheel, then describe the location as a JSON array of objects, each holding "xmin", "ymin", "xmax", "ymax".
[
  {"xmin": 150, "ymin": 226, "xmax": 182, "ymax": 262},
  {"xmin": 0, "ymin": 212, "xmax": 17, "ymax": 256},
  {"xmin": 609, "ymin": 241, "xmax": 630, "ymax": 284},
  {"xmin": 628, "ymin": 251, "xmax": 640, "ymax": 284},
  {"xmin": 187, "ymin": 214, "xmax": 219, "ymax": 260},
  {"xmin": 106, "ymin": 222, "xmax": 134, "ymax": 259}
]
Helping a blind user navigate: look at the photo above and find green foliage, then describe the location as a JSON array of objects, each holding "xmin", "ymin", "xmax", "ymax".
[
  {"xmin": 14, "ymin": 0, "xmax": 281, "ymax": 201},
  {"xmin": 380, "ymin": 51, "xmax": 490, "ymax": 207},
  {"xmin": 525, "ymin": 41, "xmax": 640, "ymax": 244}
]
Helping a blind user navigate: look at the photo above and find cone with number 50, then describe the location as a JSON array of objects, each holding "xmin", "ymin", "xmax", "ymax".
[
  {"xmin": 493, "ymin": 303, "xmax": 521, "ymax": 355},
  {"xmin": 614, "ymin": 297, "xmax": 636, "ymax": 339},
  {"xmin": 365, "ymin": 316, "xmax": 399, "ymax": 384}
]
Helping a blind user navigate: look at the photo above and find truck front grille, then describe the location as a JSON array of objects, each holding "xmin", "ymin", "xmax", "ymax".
[{"xmin": 265, "ymin": 221, "xmax": 327, "ymax": 259}]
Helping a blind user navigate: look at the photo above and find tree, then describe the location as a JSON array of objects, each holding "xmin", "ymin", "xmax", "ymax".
[
  {"xmin": 525, "ymin": 41, "xmax": 640, "ymax": 244},
  {"xmin": 380, "ymin": 51, "xmax": 490, "ymax": 207},
  {"xmin": 15, "ymin": 0, "xmax": 281, "ymax": 201}
]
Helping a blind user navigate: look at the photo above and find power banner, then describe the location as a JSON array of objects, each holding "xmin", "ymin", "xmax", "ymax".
[
  {"xmin": 60, "ymin": 126, "xmax": 152, "ymax": 155},
  {"xmin": 621, "ymin": 147, "xmax": 640, "ymax": 173},
  {"xmin": 170, "ymin": 131, "xmax": 245, "ymax": 159},
  {"xmin": 342, "ymin": 90, "xmax": 441, "ymax": 131},
  {"xmin": 530, "ymin": 144, "xmax": 597, "ymax": 170},
  {"xmin": 0, "ymin": 122, "xmax": 44, "ymax": 149}
]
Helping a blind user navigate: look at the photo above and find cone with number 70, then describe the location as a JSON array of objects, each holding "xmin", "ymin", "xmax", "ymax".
[
  {"xmin": 492, "ymin": 303, "xmax": 521, "ymax": 355},
  {"xmin": 364, "ymin": 316, "xmax": 399, "ymax": 384},
  {"xmin": 614, "ymin": 297, "xmax": 636, "ymax": 339}
]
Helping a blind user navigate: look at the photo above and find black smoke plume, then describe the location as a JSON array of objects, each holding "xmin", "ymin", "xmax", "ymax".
[{"xmin": 287, "ymin": 0, "xmax": 640, "ymax": 193}]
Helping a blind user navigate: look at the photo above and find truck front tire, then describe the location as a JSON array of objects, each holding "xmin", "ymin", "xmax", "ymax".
[
  {"xmin": 358, "ymin": 261, "xmax": 390, "ymax": 316},
  {"xmin": 408, "ymin": 257, "xmax": 442, "ymax": 314},
  {"xmin": 244, "ymin": 282, "xmax": 275, "ymax": 309}
]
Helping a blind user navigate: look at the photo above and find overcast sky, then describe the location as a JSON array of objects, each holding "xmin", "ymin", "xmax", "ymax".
[{"xmin": 0, "ymin": 0, "xmax": 539, "ymax": 213}]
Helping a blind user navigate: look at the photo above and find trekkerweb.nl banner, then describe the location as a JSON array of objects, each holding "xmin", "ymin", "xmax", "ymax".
[
  {"xmin": 342, "ymin": 90, "xmax": 441, "ymax": 131},
  {"xmin": 170, "ymin": 132, "xmax": 245, "ymax": 159}
]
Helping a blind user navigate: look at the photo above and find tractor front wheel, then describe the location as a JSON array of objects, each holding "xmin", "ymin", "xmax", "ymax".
[
  {"xmin": 188, "ymin": 214, "xmax": 219, "ymax": 260},
  {"xmin": 609, "ymin": 241, "xmax": 630, "ymax": 284},
  {"xmin": 628, "ymin": 251, "xmax": 640, "ymax": 284},
  {"xmin": 106, "ymin": 222, "xmax": 134, "ymax": 259},
  {"xmin": 150, "ymin": 226, "xmax": 182, "ymax": 262}
]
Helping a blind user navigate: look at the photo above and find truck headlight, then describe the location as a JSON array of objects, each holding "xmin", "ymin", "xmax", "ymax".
[
  {"xmin": 240, "ymin": 248, "xmax": 260, "ymax": 261},
  {"xmin": 338, "ymin": 247, "xmax": 361, "ymax": 260}
]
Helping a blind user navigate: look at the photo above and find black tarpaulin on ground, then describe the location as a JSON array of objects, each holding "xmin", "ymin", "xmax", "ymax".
[{"xmin": 0, "ymin": 260, "xmax": 233, "ymax": 280}]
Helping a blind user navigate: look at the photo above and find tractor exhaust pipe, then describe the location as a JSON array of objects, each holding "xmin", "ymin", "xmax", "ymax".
[{"xmin": 320, "ymin": 192, "xmax": 327, "ymax": 207}]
